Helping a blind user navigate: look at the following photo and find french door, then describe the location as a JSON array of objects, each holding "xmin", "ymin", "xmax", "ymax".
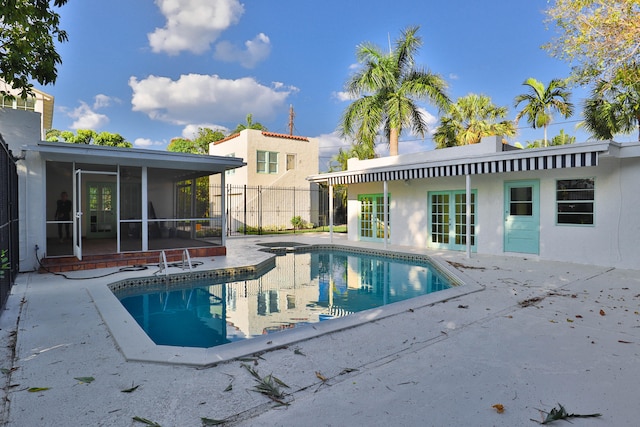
[{"xmin": 428, "ymin": 190, "xmax": 476, "ymax": 251}]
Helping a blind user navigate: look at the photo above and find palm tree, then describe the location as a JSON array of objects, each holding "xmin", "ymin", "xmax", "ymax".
[
  {"xmin": 433, "ymin": 94, "xmax": 516, "ymax": 148},
  {"xmin": 340, "ymin": 26, "xmax": 451, "ymax": 156},
  {"xmin": 514, "ymin": 78, "xmax": 574, "ymax": 147},
  {"xmin": 582, "ymin": 74, "xmax": 640, "ymax": 141},
  {"xmin": 231, "ymin": 113, "xmax": 267, "ymax": 134},
  {"xmin": 329, "ymin": 142, "xmax": 377, "ymax": 172}
]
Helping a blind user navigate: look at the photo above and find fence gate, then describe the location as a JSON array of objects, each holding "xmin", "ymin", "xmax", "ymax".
[
  {"xmin": 217, "ymin": 184, "xmax": 344, "ymax": 237},
  {"xmin": 0, "ymin": 135, "xmax": 19, "ymax": 310}
]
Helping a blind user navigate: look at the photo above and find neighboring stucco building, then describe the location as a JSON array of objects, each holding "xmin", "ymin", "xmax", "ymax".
[
  {"xmin": 209, "ymin": 129, "xmax": 320, "ymax": 231},
  {"xmin": 1, "ymin": 80, "xmax": 54, "ymax": 139},
  {"xmin": 308, "ymin": 136, "xmax": 640, "ymax": 269}
]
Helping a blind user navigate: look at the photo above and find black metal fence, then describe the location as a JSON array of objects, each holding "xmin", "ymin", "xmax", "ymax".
[
  {"xmin": 212, "ymin": 184, "xmax": 346, "ymax": 236},
  {"xmin": 0, "ymin": 134, "xmax": 19, "ymax": 310}
]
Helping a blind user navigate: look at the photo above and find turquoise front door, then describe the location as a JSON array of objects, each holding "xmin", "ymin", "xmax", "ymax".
[{"xmin": 504, "ymin": 180, "xmax": 539, "ymax": 254}]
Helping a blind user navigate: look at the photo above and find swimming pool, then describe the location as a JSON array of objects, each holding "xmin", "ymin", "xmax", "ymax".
[{"xmin": 114, "ymin": 248, "xmax": 455, "ymax": 349}]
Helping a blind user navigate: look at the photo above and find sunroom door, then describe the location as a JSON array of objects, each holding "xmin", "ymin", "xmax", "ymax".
[{"xmin": 87, "ymin": 182, "xmax": 117, "ymax": 238}]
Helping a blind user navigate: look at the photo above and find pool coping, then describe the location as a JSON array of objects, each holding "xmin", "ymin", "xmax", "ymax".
[{"xmin": 89, "ymin": 244, "xmax": 485, "ymax": 367}]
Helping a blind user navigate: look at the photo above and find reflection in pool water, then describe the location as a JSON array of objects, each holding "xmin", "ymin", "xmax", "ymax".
[{"xmin": 117, "ymin": 250, "xmax": 453, "ymax": 348}]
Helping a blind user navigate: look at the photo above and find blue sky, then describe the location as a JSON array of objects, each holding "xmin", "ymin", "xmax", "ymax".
[{"xmin": 45, "ymin": 0, "xmax": 634, "ymax": 170}]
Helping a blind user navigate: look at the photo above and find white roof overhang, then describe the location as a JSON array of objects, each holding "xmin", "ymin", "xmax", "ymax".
[{"xmin": 24, "ymin": 141, "xmax": 246, "ymax": 180}]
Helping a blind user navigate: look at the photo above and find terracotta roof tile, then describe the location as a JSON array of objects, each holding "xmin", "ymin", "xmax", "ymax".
[
  {"xmin": 213, "ymin": 133, "xmax": 240, "ymax": 145},
  {"xmin": 262, "ymin": 131, "xmax": 309, "ymax": 141},
  {"xmin": 213, "ymin": 130, "xmax": 310, "ymax": 146}
]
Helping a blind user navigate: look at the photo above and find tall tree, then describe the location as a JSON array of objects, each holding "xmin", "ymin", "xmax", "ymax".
[
  {"xmin": 0, "ymin": 0, "xmax": 69, "ymax": 97},
  {"xmin": 433, "ymin": 94, "xmax": 516, "ymax": 148},
  {"xmin": 340, "ymin": 26, "xmax": 451, "ymax": 156},
  {"xmin": 543, "ymin": 0, "xmax": 640, "ymax": 84},
  {"xmin": 514, "ymin": 78, "xmax": 574, "ymax": 147},
  {"xmin": 582, "ymin": 71, "xmax": 640, "ymax": 141},
  {"xmin": 231, "ymin": 113, "xmax": 267, "ymax": 134}
]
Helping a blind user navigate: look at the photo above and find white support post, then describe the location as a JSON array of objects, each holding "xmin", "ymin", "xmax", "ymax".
[
  {"xmin": 142, "ymin": 166, "xmax": 148, "ymax": 251},
  {"xmin": 466, "ymin": 174, "xmax": 471, "ymax": 259},
  {"xmin": 383, "ymin": 180, "xmax": 388, "ymax": 249},
  {"xmin": 329, "ymin": 183, "xmax": 334, "ymax": 243},
  {"xmin": 220, "ymin": 172, "xmax": 226, "ymax": 247}
]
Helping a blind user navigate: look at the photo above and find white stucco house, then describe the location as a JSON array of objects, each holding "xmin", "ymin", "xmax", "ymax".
[
  {"xmin": 308, "ymin": 136, "xmax": 640, "ymax": 269},
  {"xmin": 209, "ymin": 129, "xmax": 320, "ymax": 231},
  {"xmin": 1, "ymin": 107, "xmax": 245, "ymax": 272}
]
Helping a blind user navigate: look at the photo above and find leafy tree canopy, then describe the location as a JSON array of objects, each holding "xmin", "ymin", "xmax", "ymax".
[
  {"xmin": 231, "ymin": 113, "xmax": 267, "ymax": 134},
  {"xmin": 582, "ymin": 70, "xmax": 640, "ymax": 141},
  {"xmin": 329, "ymin": 142, "xmax": 376, "ymax": 172},
  {"xmin": 433, "ymin": 93, "xmax": 516, "ymax": 148},
  {"xmin": 543, "ymin": 0, "xmax": 640, "ymax": 84},
  {"xmin": 0, "ymin": 0, "xmax": 69, "ymax": 98},
  {"xmin": 167, "ymin": 127, "xmax": 226, "ymax": 154},
  {"xmin": 46, "ymin": 129, "xmax": 132, "ymax": 147},
  {"xmin": 519, "ymin": 129, "xmax": 576, "ymax": 148}
]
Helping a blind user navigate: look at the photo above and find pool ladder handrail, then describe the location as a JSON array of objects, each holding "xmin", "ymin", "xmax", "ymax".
[
  {"xmin": 182, "ymin": 249, "xmax": 193, "ymax": 272},
  {"xmin": 158, "ymin": 250, "xmax": 169, "ymax": 276},
  {"xmin": 158, "ymin": 249, "xmax": 193, "ymax": 275}
]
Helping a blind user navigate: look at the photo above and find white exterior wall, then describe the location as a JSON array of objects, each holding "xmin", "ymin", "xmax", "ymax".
[
  {"xmin": 209, "ymin": 133, "xmax": 250, "ymax": 187},
  {"xmin": 0, "ymin": 109, "xmax": 46, "ymax": 271},
  {"xmin": 346, "ymin": 149, "xmax": 640, "ymax": 269}
]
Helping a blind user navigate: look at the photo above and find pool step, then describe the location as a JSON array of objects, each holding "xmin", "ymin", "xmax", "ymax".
[{"xmin": 38, "ymin": 247, "xmax": 225, "ymax": 273}]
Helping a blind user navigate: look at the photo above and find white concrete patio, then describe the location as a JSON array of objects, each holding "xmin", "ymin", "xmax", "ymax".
[{"xmin": 1, "ymin": 233, "xmax": 638, "ymax": 426}]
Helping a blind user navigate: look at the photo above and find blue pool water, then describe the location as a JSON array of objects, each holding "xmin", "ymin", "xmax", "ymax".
[{"xmin": 118, "ymin": 250, "xmax": 453, "ymax": 348}]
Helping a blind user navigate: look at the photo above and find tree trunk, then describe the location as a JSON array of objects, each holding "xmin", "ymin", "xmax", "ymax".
[
  {"xmin": 543, "ymin": 125, "xmax": 548, "ymax": 147},
  {"xmin": 389, "ymin": 128, "xmax": 399, "ymax": 156}
]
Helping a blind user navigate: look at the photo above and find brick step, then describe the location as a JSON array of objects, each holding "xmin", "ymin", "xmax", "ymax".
[{"xmin": 39, "ymin": 247, "xmax": 225, "ymax": 273}]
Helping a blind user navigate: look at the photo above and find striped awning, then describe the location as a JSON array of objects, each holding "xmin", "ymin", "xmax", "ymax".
[{"xmin": 310, "ymin": 143, "xmax": 608, "ymax": 186}]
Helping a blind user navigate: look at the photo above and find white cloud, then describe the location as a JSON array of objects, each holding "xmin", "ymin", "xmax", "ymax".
[
  {"xmin": 332, "ymin": 91, "xmax": 356, "ymax": 102},
  {"xmin": 148, "ymin": 0, "xmax": 244, "ymax": 55},
  {"xmin": 418, "ymin": 107, "xmax": 439, "ymax": 134},
  {"xmin": 181, "ymin": 123, "xmax": 228, "ymax": 139},
  {"xmin": 214, "ymin": 33, "xmax": 271, "ymax": 68},
  {"xmin": 129, "ymin": 74, "xmax": 293, "ymax": 125},
  {"xmin": 68, "ymin": 101, "xmax": 109, "ymax": 130},
  {"xmin": 134, "ymin": 138, "xmax": 164, "ymax": 148},
  {"xmin": 448, "ymin": 73, "xmax": 459, "ymax": 80},
  {"xmin": 93, "ymin": 94, "xmax": 117, "ymax": 109}
]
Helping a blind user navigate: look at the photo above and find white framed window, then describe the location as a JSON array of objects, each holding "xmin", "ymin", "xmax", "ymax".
[
  {"xmin": 225, "ymin": 153, "xmax": 235, "ymax": 175},
  {"xmin": 286, "ymin": 154, "xmax": 296, "ymax": 171},
  {"xmin": 556, "ymin": 178, "xmax": 595, "ymax": 225},
  {"xmin": 257, "ymin": 150, "xmax": 278, "ymax": 174}
]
